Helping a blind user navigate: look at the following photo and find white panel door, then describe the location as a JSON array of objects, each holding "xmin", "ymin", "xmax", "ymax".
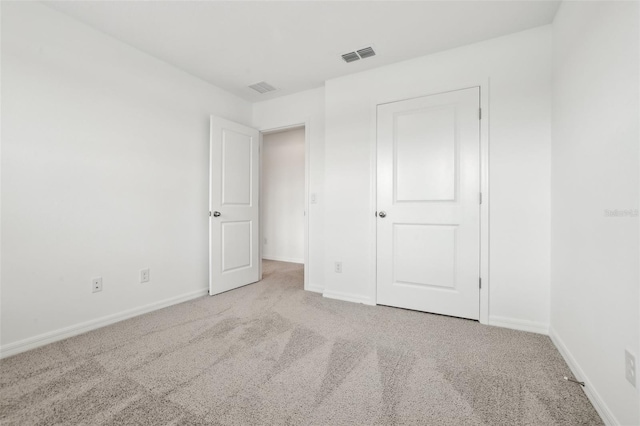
[
  {"xmin": 377, "ymin": 87, "xmax": 480, "ymax": 320},
  {"xmin": 210, "ymin": 116, "xmax": 260, "ymax": 295}
]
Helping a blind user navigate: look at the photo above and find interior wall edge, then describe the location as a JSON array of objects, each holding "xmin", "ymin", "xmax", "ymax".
[
  {"xmin": 0, "ymin": 288, "xmax": 208, "ymax": 360},
  {"xmin": 262, "ymin": 256, "xmax": 304, "ymax": 264},
  {"xmin": 549, "ymin": 327, "xmax": 618, "ymax": 426},
  {"xmin": 322, "ymin": 290, "xmax": 374, "ymax": 306},
  {"xmin": 306, "ymin": 283, "xmax": 324, "ymax": 294},
  {"xmin": 488, "ymin": 315, "xmax": 549, "ymax": 335}
]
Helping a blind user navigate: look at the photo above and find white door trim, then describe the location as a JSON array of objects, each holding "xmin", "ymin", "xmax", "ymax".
[
  {"xmin": 369, "ymin": 80, "xmax": 490, "ymax": 324},
  {"xmin": 258, "ymin": 120, "xmax": 311, "ymax": 291}
]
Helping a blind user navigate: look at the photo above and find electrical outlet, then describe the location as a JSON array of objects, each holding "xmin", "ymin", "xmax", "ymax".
[
  {"xmin": 334, "ymin": 262, "xmax": 342, "ymax": 273},
  {"xmin": 625, "ymin": 349, "xmax": 636, "ymax": 387},
  {"xmin": 92, "ymin": 277, "xmax": 102, "ymax": 293},
  {"xmin": 140, "ymin": 268, "xmax": 150, "ymax": 283}
]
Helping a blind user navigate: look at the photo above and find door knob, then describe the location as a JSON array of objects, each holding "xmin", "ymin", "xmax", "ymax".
[
  {"xmin": 213, "ymin": 211, "xmax": 221, "ymax": 217},
  {"xmin": 378, "ymin": 211, "xmax": 387, "ymax": 218}
]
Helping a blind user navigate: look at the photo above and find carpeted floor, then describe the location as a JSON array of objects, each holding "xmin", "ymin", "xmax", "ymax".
[{"xmin": 1, "ymin": 260, "xmax": 602, "ymax": 425}]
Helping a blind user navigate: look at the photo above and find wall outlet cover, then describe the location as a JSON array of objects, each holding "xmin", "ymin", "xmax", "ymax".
[
  {"xmin": 625, "ymin": 349, "xmax": 636, "ymax": 387},
  {"xmin": 92, "ymin": 277, "xmax": 102, "ymax": 293}
]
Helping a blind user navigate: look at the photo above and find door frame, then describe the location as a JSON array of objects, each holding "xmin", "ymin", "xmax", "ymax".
[
  {"xmin": 370, "ymin": 80, "xmax": 490, "ymax": 324},
  {"xmin": 258, "ymin": 120, "xmax": 310, "ymax": 290}
]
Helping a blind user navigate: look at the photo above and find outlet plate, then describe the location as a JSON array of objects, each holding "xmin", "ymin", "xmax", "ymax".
[
  {"xmin": 92, "ymin": 277, "xmax": 102, "ymax": 293},
  {"xmin": 140, "ymin": 268, "xmax": 150, "ymax": 283},
  {"xmin": 625, "ymin": 349, "xmax": 636, "ymax": 387},
  {"xmin": 334, "ymin": 262, "xmax": 342, "ymax": 273}
]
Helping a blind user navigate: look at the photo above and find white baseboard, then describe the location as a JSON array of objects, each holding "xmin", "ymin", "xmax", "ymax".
[
  {"xmin": 0, "ymin": 288, "xmax": 208, "ymax": 359},
  {"xmin": 305, "ymin": 283, "xmax": 324, "ymax": 294},
  {"xmin": 323, "ymin": 290, "xmax": 374, "ymax": 306},
  {"xmin": 262, "ymin": 255, "xmax": 304, "ymax": 264},
  {"xmin": 549, "ymin": 327, "xmax": 618, "ymax": 426},
  {"xmin": 489, "ymin": 315, "xmax": 549, "ymax": 335}
]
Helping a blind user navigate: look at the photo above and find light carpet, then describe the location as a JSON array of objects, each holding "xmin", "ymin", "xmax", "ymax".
[{"xmin": 0, "ymin": 260, "xmax": 602, "ymax": 425}]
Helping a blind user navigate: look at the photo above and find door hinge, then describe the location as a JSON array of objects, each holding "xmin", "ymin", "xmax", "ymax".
[
  {"xmin": 479, "ymin": 192, "xmax": 483, "ymax": 204},
  {"xmin": 479, "ymin": 277, "xmax": 482, "ymax": 289},
  {"xmin": 479, "ymin": 108, "xmax": 482, "ymax": 120},
  {"xmin": 209, "ymin": 211, "xmax": 212, "ymax": 217}
]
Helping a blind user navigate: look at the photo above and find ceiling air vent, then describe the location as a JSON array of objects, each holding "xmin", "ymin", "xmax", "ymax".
[
  {"xmin": 357, "ymin": 47, "xmax": 376, "ymax": 59},
  {"xmin": 248, "ymin": 81, "xmax": 277, "ymax": 94},
  {"xmin": 341, "ymin": 52, "xmax": 360, "ymax": 63},
  {"xmin": 342, "ymin": 46, "xmax": 376, "ymax": 63}
]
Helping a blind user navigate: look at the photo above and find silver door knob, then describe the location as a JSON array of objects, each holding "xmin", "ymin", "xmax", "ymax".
[
  {"xmin": 378, "ymin": 211, "xmax": 387, "ymax": 218},
  {"xmin": 213, "ymin": 211, "xmax": 221, "ymax": 217}
]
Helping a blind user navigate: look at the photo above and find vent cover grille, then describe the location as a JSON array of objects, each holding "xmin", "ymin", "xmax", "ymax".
[
  {"xmin": 341, "ymin": 52, "xmax": 360, "ymax": 63},
  {"xmin": 342, "ymin": 46, "xmax": 376, "ymax": 63},
  {"xmin": 248, "ymin": 81, "xmax": 277, "ymax": 94},
  {"xmin": 357, "ymin": 47, "xmax": 376, "ymax": 59}
]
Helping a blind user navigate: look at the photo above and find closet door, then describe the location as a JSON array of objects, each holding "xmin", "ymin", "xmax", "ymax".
[{"xmin": 376, "ymin": 87, "xmax": 481, "ymax": 319}]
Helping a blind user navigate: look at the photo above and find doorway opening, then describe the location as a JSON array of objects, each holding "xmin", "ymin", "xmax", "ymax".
[{"xmin": 260, "ymin": 124, "xmax": 308, "ymax": 288}]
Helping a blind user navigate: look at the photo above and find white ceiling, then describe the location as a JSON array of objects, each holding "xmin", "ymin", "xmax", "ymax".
[{"xmin": 45, "ymin": 1, "xmax": 561, "ymax": 102}]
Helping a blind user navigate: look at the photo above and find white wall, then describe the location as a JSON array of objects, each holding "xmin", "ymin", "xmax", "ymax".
[
  {"xmin": 262, "ymin": 128, "xmax": 305, "ymax": 263},
  {"xmin": 323, "ymin": 26, "xmax": 552, "ymax": 330},
  {"xmin": 0, "ymin": 2, "xmax": 252, "ymax": 353},
  {"xmin": 252, "ymin": 87, "xmax": 325, "ymax": 292},
  {"xmin": 550, "ymin": 2, "xmax": 639, "ymax": 425}
]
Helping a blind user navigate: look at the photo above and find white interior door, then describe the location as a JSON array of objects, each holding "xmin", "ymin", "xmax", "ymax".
[
  {"xmin": 376, "ymin": 87, "xmax": 481, "ymax": 320},
  {"xmin": 210, "ymin": 116, "xmax": 260, "ymax": 295}
]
